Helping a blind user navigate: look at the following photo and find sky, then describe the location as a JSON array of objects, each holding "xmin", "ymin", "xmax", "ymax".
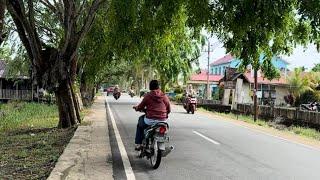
[{"xmin": 198, "ymin": 36, "xmax": 320, "ymax": 71}]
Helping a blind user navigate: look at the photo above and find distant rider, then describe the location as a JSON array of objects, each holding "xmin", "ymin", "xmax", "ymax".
[{"xmin": 113, "ymin": 85, "xmax": 120, "ymax": 94}]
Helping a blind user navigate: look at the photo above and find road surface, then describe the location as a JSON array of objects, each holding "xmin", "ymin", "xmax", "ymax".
[{"xmin": 105, "ymin": 94, "xmax": 320, "ymax": 180}]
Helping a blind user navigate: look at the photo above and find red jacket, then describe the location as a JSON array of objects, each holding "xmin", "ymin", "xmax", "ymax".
[{"xmin": 136, "ymin": 89, "xmax": 171, "ymax": 120}]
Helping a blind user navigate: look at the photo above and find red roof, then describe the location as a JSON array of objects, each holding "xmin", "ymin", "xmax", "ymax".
[
  {"xmin": 190, "ymin": 70, "xmax": 223, "ymax": 82},
  {"xmin": 210, "ymin": 54, "xmax": 234, "ymax": 66},
  {"xmin": 243, "ymin": 72, "xmax": 288, "ymax": 85}
]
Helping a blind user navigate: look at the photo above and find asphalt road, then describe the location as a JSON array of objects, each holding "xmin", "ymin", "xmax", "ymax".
[{"xmin": 106, "ymin": 94, "xmax": 320, "ymax": 180}]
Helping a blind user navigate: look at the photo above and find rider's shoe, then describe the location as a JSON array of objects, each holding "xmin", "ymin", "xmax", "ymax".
[{"xmin": 135, "ymin": 144, "xmax": 142, "ymax": 151}]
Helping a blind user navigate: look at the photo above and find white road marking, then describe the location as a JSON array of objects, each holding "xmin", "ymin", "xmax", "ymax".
[
  {"xmin": 193, "ymin": 130, "xmax": 220, "ymax": 145},
  {"xmin": 105, "ymin": 95, "xmax": 136, "ymax": 180}
]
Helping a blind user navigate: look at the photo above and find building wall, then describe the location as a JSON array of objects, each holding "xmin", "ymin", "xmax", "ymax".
[
  {"xmin": 275, "ymin": 86, "xmax": 288, "ymax": 106},
  {"xmin": 210, "ymin": 63, "xmax": 231, "ymax": 75},
  {"xmin": 231, "ymin": 81, "xmax": 288, "ymax": 106},
  {"xmin": 241, "ymin": 83, "xmax": 253, "ymax": 104},
  {"xmin": 210, "ymin": 55, "xmax": 289, "ymax": 75}
]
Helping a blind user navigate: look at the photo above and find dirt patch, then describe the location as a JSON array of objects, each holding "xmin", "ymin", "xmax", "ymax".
[{"xmin": 0, "ymin": 128, "xmax": 76, "ymax": 179}]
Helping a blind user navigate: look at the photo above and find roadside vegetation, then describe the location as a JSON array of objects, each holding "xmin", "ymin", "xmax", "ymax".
[
  {"xmin": 198, "ymin": 107, "xmax": 320, "ymax": 141},
  {"xmin": 0, "ymin": 101, "xmax": 76, "ymax": 179}
]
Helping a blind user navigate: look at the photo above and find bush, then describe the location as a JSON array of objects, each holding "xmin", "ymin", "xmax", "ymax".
[
  {"xmin": 174, "ymin": 86, "xmax": 184, "ymax": 94},
  {"xmin": 174, "ymin": 94, "xmax": 184, "ymax": 103},
  {"xmin": 295, "ymin": 90, "xmax": 320, "ymax": 106}
]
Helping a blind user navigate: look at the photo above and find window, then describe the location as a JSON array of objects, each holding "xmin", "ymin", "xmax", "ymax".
[
  {"xmin": 215, "ymin": 68, "xmax": 218, "ymax": 75},
  {"xmin": 219, "ymin": 67, "xmax": 221, "ymax": 75}
]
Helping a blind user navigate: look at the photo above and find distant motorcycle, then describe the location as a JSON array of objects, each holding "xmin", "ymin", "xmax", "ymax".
[
  {"xmin": 137, "ymin": 116, "xmax": 173, "ymax": 169},
  {"xmin": 113, "ymin": 92, "xmax": 121, "ymax": 100},
  {"xmin": 129, "ymin": 91, "xmax": 135, "ymax": 98},
  {"xmin": 184, "ymin": 96, "xmax": 197, "ymax": 114}
]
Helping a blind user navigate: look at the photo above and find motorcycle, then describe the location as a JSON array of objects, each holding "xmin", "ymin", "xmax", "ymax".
[
  {"xmin": 113, "ymin": 91, "xmax": 121, "ymax": 100},
  {"xmin": 184, "ymin": 96, "xmax": 197, "ymax": 114},
  {"xmin": 137, "ymin": 116, "xmax": 174, "ymax": 169}
]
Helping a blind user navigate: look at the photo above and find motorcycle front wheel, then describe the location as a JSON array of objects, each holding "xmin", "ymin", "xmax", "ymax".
[
  {"xmin": 191, "ymin": 104, "xmax": 195, "ymax": 114},
  {"xmin": 150, "ymin": 146, "xmax": 162, "ymax": 169}
]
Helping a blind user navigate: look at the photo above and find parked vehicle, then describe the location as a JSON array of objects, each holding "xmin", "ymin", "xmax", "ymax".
[
  {"xmin": 113, "ymin": 91, "xmax": 121, "ymax": 100},
  {"xmin": 137, "ymin": 116, "xmax": 173, "ymax": 169},
  {"xmin": 184, "ymin": 96, "xmax": 197, "ymax": 114},
  {"xmin": 301, "ymin": 102, "xmax": 320, "ymax": 112}
]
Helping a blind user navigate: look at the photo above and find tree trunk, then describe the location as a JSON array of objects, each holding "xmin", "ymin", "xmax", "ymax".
[
  {"xmin": 55, "ymin": 80, "xmax": 80, "ymax": 128},
  {"xmin": 80, "ymin": 82, "xmax": 90, "ymax": 107},
  {"xmin": 253, "ymin": 69, "xmax": 258, "ymax": 121},
  {"xmin": 0, "ymin": 1, "xmax": 6, "ymax": 45},
  {"xmin": 70, "ymin": 81, "xmax": 81, "ymax": 123}
]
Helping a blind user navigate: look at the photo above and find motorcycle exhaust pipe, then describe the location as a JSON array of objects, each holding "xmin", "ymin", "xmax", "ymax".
[{"xmin": 162, "ymin": 146, "xmax": 174, "ymax": 157}]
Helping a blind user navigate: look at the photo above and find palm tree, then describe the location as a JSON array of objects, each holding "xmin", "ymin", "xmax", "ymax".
[{"xmin": 288, "ymin": 68, "xmax": 313, "ymax": 99}]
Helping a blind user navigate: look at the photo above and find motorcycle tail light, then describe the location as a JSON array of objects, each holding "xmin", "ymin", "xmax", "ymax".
[{"xmin": 159, "ymin": 126, "xmax": 167, "ymax": 134}]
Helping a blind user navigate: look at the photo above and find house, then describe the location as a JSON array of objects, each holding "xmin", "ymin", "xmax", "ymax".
[
  {"xmin": 222, "ymin": 67, "xmax": 289, "ymax": 108},
  {"xmin": 187, "ymin": 70, "xmax": 223, "ymax": 97},
  {"xmin": 210, "ymin": 54, "xmax": 289, "ymax": 76},
  {"xmin": 0, "ymin": 60, "xmax": 33, "ymax": 101}
]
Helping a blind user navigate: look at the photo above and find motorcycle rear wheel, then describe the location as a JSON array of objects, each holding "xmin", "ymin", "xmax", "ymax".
[{"xmin": 150, "ymin": 148, "xmax": 162, "ymax": 169}]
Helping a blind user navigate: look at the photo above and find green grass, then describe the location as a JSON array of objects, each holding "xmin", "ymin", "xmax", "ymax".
[
  {"xmin": 289, "ymin": 126, "xmax": 320, "ymax": 141},
  {"xmin": 0, "ymin": 102, "xmax": 58, "ymax": 133},
  {"xmin": 0, "ymin": 101, "xmax": 76, "ymax": 179},
  {"xmin": 198, "ymin": 107, "xmax": 269, "ymax": 127},
  {"xmin": 198, "ymin": 107, "xmax": 320, "ymax": 141},
  {"xmin": 96, "ymin": 91, "xmax": 102, "ymax": 96}
]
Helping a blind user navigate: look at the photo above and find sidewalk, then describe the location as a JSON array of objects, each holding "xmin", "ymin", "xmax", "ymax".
[{"xmin": 48, "ymin": 96, "xmax": 113, "ymax": 180}]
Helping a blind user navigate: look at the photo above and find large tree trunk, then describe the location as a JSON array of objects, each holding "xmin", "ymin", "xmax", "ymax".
[
  {"xmin": 55, "ymin": 80, "xmax": 80, "ymax": 128},
  {"xmin": 0, "ymin": 1, "xmax": 6, "ymax": 45}
]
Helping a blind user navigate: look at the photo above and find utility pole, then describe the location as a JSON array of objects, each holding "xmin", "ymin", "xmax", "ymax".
[
  {"xmin": 203, "ymin": 37, "xmax": 220, "ymax": 100},
  {"xmin": 207, "ymin": 40, "xmax": 210, "ymax": 100},
  {"xmin": 253, "ymin": 69, "xmax": 258, "ymax": 121}
]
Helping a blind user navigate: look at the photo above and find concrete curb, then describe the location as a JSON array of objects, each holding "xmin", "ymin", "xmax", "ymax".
[{"xmin": 47, "ymin": 96, "xmax": 113, "ymax": 180}]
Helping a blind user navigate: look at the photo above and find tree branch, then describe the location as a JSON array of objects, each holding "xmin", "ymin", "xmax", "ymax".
[
  {"xmin": 39, "ymin": 0, "xmax": 64, "ymax": 23},
  {"xmin": 78, "ymin": 0, "xmax": 105, "ymax": 41},
  {"xmin": 62, "ymin": 0, "xmax": 105, "ymax": 60},
  {"xmin": 62, "ymin": 0, "xmax": 76, "ymax": 52},
  {"xmin": 7, "ymin": 0, "xmax": 43, "ymax": 68}
]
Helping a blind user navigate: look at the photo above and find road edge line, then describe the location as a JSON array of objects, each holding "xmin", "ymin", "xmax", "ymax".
[{"xmin": 105, "ymin": 95, "xmax": 136, "ymax": 180}]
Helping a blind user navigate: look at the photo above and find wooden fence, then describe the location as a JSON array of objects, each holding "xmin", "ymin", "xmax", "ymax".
[
  {"xmin": 197, "ymin": 98, "xmax": 221, "ymax": 105},
  {"xmin": 197, "ymin": 98, "xmax": 231, "ymax": 113},
  {"xmin": 237, "ymin": 104, "xmax": 320, "ymax": 127},
  {"xmin": 0, "ymin": 89, "xmax": 32, "ymax": 100}
]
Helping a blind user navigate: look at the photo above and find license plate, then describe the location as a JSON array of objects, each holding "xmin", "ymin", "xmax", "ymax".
[{"xmin": 155, "ymin": 136, "xmax": 168, "ymax": 142}]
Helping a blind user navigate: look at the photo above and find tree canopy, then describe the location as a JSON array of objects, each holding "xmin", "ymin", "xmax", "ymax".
[
  {"xmin": 2, "ymin": 0, "xmax": 320, "ymax": 127},
  {"xmin": 312, "ymin": 63, "xmax": 320, "ymax": 72}
]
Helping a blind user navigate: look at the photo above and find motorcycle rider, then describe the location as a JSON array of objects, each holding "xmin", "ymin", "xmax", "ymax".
[
  {"xmin": 184, "ymin": 84, "xmax": 195, "ymax": 107},
  {"xmin": 113, "ymin": 85, "xmax": 120, "ymax": 94},
  {"xmin": 133, "ymin": 80, "xmax": 171, "ymax": 150}
]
